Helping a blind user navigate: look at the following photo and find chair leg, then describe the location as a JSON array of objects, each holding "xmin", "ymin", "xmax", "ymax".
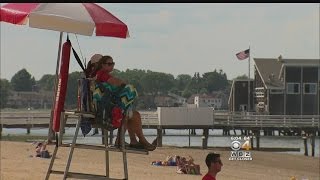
[
  {"xmin": 58, "ymin": 113, "xmax": 67, "ymax": 146},
  {"xmin": 63, "ymin": 117, "xmax": 81, "ymax": 180},
  {"xmin": 45, "ymin": 133, "xmax": 59, "ymax": 180},
  {"xmin": 109, "ymin": 129, "xmax": 114, "ymax": 145},
  {"xmin": 45, "ymin": 112, "xmax": 66, "ymax": 180},
  {"xmin": 121, "ymin": 117, "xmax": 128, "ymax": 180},
  {"xmin": 104, "ymin": 129, "xmax": 109, "ymax": 178}
]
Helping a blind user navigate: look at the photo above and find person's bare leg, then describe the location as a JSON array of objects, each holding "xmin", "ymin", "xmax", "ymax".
[
  {"xmin": 126, "ymin": 119, "xmax": 139, "ymax": 144},
  {"xmin": 128, "ymin": 111, "xmax": 156, "ymax": 150},
  {"xmin": 114, "ymin": 118, "xmax": 137, "ymax": 145},
  {"xmin": 128, "ymin": 111, "xmax": 148, "ymax": 143}
]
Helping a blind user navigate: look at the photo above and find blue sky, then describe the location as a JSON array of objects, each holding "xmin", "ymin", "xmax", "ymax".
[{"xmin": 0, "ymin": 3, "xmax": 319, "ymax": 81}]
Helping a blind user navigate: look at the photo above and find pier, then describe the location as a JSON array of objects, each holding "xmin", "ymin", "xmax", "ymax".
[{"xmin": 1, "ymin": 110, "xmax": 319, "ymax": 156}]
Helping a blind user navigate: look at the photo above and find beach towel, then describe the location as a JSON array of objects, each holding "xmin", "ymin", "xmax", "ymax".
[
  {"xmin": 93, "ymin": 83, "xmax": 138, "ymax": 111},
  {"xmin": 151, "ymin": 155, "xmax": 177, "ymax": 166},
  {"xmin": 93, "ymin": 82, "xmax": 138, "ymax": 130}
]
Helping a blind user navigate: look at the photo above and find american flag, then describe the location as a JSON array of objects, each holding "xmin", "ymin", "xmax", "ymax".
[{"xmin": 236, "ymin": 49, "xmax": 250, "ymax": 60}]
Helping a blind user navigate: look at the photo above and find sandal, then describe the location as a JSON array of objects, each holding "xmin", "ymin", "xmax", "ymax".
[
  {"xmin": 114, "ymin": 141, "xmax": 129, "ymax": 148},
  {"xmin": 139, "ymin": 141, "xmax": 156, "ymax": 151},
  {"xmin": 129, "ymin": 142, "xmax": 145, "ymax": 149}
]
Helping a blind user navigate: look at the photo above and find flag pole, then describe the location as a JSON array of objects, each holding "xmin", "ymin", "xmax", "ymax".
[{"xmin": 248, "ymin": 46, "xmax": 250, "ymax": 112}]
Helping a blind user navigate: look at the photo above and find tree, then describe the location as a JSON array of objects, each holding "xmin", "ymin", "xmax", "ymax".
[
  {"xmin": 234, "ymin": 74, "xmax": 248, "ymax": 80},
  {"xmin": 0, "ymin": 79, "xmax": 11, "ymax": 108},
  {"xmin": 37, "ymin": 74, "xmax": 55, "ymax": 91},
  {"xmin": 11, "ymin": 68, "xmax": 35, "ymax": 91},
  {"xmin": 121, "ymin": 69, "xmax": 146, "ymax": 95},
  {"xmin": 183, "ymin": 72, "xmax": 205, "ymax": 97},
  {"xmin": 140, "ymin": 71, "xmax": 175, "ymax": 95},
  {"xmin": 202, "ymin": 69, "xmax": 228, "ymax": 92},
  {"xmin": 65, "ymin": 71, "xmax": 82, "ymax": 108},
  {"xmin": 175, "ymin": 74, "xmax": 192, "ymax": 94}
]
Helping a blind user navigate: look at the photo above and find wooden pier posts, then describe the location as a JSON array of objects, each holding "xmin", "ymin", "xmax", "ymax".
[
  {"xmin": 191, "ymin": 129, "xmax": 196, "ymax": 135},
  {"xmin": 311, "ymin": 134, "xmax": 315, "ymax": 157},
  {"xmin": 256, "ymin": 130, "xmax": 260, "ymax": 150},
  {"xmin": 250, "ymin": 135, "xmax": 254, "ymax": 149},
  {"xmin": 302, "ymin": 131, "xmax": 316, "ymax": 157},
  {"xmin": 157, "ymin": 128, "xmax": 163, "ymax": 147},
  {"xmin": 0, "ymin": 124, "xmax": 2, "ymax": 140},
  {"xmin": 303, "ymin": 136, "xmax": 308, "ymax": 156},
  {"xmin": 202, "ymin": 128, "xmax": 209, "ymax": 149},
  {"xmin": 27, "ymin": 125, "xmax": 31, "ymax": 134},
  {"xmin": 188, "ymin": 129, "xmax": 191, "ymax": 147}
]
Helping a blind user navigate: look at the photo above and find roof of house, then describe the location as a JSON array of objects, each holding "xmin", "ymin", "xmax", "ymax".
[
  {"xmin": 254, "ymin": 58, "xmax": 284, "ymax": 89},
  {"xmin": 281, "ymin": 59, "xmax": 320, "ymax": 66},
  {"xmin": 254, "ymin": 58, "xmax": 319, "ymax": 89}
]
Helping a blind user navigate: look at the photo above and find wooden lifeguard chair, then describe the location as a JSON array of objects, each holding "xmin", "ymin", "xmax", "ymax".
[{"xmin": 45, "ymin": 78, "xmax": 148, "ymax": 180}]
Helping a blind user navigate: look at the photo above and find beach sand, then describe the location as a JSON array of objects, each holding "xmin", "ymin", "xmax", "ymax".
[{"xmin": 0, "ymin": 141, "xmax": 319, "ymax": 180}]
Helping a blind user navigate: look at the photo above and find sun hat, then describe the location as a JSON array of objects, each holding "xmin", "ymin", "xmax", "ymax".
[{"xmin": 90, "ymin": 54, "xmax": 103, "ymax": 64}]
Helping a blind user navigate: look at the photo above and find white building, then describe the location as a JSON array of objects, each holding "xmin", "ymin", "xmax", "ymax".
[{"xmin": 194, "ymin": 94, "xmax": 222, "ymax": 109}]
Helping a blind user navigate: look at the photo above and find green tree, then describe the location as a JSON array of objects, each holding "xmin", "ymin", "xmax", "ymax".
[
  {"xmin": 37, "ymin": 74, "xmax": 55, "ymax": 91},
  {"xmin": 234, "ymin": 74, "xmax": 248, "ymax": 80},
  {"xmin": 65, "ymin": 71, "xmax": 82, "ymax": 108},
  {"xmin": 184, "ymin": 72, "xmax": 204, "ymax": 97},
  {"xmin": 202, "ymin": 69, "xmax": 228, "ymax": 92},
  {"xmin": 182, "ymin": 89, "xmax": 193, "ymax": 98},
  {"xmin": 120, "ymin": 69, "xmax": 146, "ymax": 95},
  {"xmin": 11, "ymin": 68, "xmax": 35, "ymax": 91},
  {"xmin": 140, "ymin": 71, "xmax": 175, "ymax": 95},
  {"xmin": 175, "ymin": 74, "xmax": 192, "ymax": 94},
  {"xmin": 0, "ymin": 79, "xmax": 11, "ymax": 108}
]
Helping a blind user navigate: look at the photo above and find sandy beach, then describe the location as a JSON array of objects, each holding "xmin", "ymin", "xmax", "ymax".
[{"xmin": 0, "ymin": 141, "xmax": 319, "ymax": 180}]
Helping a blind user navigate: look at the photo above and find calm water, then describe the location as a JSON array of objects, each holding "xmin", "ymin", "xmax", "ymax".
[{"xmin": 2, "ymin": 128, "xmax": 319, "ymax": 157}]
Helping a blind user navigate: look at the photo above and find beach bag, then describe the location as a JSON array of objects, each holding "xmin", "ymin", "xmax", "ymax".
[{"xmin": 79, "ymin": 78, "xmax": 93, "ymax": 136}]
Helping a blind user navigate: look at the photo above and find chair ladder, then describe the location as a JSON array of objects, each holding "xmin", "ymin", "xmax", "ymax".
[{"xmin": 45, "ymin": 110, "xmax": 148, "ymax": 180}]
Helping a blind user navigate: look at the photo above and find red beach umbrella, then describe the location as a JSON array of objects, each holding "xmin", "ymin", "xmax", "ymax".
[
  {"xmin": 0, "ymin": 3, "xmax": 129, "ymax": 38},
  {"xmin": 1, "ymin": 3, "xmax": 130, "ymax": 134}
]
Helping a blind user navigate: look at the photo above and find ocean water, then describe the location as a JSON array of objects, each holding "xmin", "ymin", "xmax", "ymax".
[{"xmin": 2, "ymin": 128, "xmax": 319, "ymax": 157}]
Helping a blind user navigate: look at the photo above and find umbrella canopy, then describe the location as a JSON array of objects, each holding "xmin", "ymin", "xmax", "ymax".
[
  {"xmin": 1, "ymin": 3, "xmax": 130, "ymax": 139},
  {"xmin": 0, "ymin": 3, "xmax": 129, "ymax": 38}
]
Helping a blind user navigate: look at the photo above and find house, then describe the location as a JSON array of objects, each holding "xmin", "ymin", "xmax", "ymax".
[
  {"xmin": 188, "ymin": 92, "xmax": 226, "ymax": 109},
  {"xmin": 168, "ymin": 92, "xmax": 187, "ymax": 106},
  {"xmin": 154, "ymin": 95, "xmax": 176, "ymax": 107},
  {"xmin": 254, "ymin": 57, "xmax": 319, "ymax": 115},
  {"xmin": 7, "ymin": 90, "xmax": 52, "ymax": 109},
  {"xmin": 229, "ymin": 57, "xmax": 320, "ymax": 115}
]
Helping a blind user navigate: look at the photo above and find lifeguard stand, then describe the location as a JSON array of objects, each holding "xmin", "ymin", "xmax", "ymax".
[{"xmin": 45, "ymin": 78, "xmax": 148, "ymax": 180}]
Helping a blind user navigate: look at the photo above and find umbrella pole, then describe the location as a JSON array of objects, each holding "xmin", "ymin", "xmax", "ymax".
[{"xmin": 48, "ymin": 31, "xmax": 64, "ymax": 142}]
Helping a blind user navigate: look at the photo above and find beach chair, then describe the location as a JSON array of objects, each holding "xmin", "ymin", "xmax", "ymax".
[{"xmin": 45, "ymin": 77, "xmax": 148, "ymax": 180}]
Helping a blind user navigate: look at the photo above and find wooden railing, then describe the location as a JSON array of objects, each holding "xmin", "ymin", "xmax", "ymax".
[
  {"xmin": 214, "ymin": 112, "xmax": 320, "ymax": 129},
  {"xmin": 1, "ymin": 111, "xmax": 319, "ymax": 129},
  {"xmin": 0, "ymin": 111, "xmax": 159, "ymax": 127}
]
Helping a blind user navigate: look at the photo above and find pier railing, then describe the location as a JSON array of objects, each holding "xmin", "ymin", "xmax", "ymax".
[
  {"xmin": 214, "ymin": 112, "xmax": 320, "ymax": 129},
  {"xmin": 0, "ymin": 111, "xmax": 319, "ymax": 129}
]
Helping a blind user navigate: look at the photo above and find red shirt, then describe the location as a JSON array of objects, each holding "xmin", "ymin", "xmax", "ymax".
[
  {"xmin": 202, "ymin": 173, "xmax": 216, "ymax": 180},
  {"xmin": 96, "ymin": 69, "xmax": 113, "ymax": 82}
]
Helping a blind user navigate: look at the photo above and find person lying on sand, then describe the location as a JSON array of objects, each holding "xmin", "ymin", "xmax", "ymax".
[
  {"xmin": 176, "ymin": 155, "xmax": 201, "ymax": 175},
  {"xmin": 35, "ymin": 141, "xmax": 50, "ymax": 158}
]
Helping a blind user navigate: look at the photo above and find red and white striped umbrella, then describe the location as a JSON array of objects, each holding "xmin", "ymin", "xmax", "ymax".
[
  {"xmin": 0, "ymin": 3, "xmax": 129, "ymax": 38},
  {"xmin": 1, "ymin": 3, "xmax": 130, "ymax": 139}
]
